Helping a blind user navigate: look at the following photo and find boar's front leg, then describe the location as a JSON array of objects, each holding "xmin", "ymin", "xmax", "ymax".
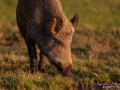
[
  {"xmin": 26, "ymin": 37, "xmax": 38, "ymax": 73},
  {"xmin": 38, "ymin": 51, "xmax": 46, "ymax": 72}
]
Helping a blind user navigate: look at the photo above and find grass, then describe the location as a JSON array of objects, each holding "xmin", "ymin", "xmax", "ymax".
[{"xmin": 0, "ymin": 0, "xmax": 120, "ymax": 90}]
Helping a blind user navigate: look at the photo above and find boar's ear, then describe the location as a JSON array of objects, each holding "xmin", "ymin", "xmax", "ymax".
[
  {"xmin": 50, "ymin": 16, "xmax": 63, "ymax": 35},
  {"xmin": 70, "ymin": 13, "xmax": 79, "ymax": 27}
]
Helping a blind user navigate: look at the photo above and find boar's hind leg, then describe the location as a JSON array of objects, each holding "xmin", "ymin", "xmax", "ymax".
[
  {"xmin": 38, "ymin": 52, "xmax": 46, "ymax": 72},
  {"xmin": 26, "ymin": 38, "xmax": 38, "ymax": 73}
]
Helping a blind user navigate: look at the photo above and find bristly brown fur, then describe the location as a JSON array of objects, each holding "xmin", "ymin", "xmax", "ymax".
[{"xmin": 16, "ymin": 0, "xmax": 79, "ymax": 76}]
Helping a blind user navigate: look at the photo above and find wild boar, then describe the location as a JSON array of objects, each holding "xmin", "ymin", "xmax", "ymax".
[{"xmin": 16, "ymin": 0, "xmax": 78, "ymax": 76}]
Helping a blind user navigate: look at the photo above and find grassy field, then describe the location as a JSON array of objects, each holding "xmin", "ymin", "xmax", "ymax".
[{"xmin": 0, "ymin": 0, "xmax": 120, "ymax": 90}]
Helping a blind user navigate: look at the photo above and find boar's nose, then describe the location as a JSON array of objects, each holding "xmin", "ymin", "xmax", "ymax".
[{"xmin": 62, "ymin": 64, "xmax": 72, "ymax": 76}]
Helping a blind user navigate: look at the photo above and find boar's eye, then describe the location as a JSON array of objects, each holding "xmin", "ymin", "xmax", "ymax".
[{"xmin": 53, "ymin": 37, "xmax": 64, "ymax": 48}]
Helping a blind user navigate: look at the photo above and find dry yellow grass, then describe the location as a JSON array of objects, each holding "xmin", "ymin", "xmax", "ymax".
[{"xmin": 0, "ymin": 0, "xmax": 120, "ymax": 90}]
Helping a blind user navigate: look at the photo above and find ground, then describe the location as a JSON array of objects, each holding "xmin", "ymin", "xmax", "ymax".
[{"xmin": 0, "ymin": 0, "xmax": 120, "ymax": 90}]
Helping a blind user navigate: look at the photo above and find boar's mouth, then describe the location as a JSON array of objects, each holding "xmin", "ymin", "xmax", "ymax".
[
  {"xmin": 42, "ymin": 50, "xmax": 72, "ymax": 76},
  {"xmin": 49, "ymin": 59, "xmax": 63, "ymax": 72},
  {"xmin": 49, "ymin": 58, "xmax": 72, "ymax": 76}
]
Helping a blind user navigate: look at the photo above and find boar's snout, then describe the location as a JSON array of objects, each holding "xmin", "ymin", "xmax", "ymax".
[
  {"xmin": 50, "ymin": 58, "xmax": 72, "ymax": 76},
  {"xmin": 62, "ymin": 64, "xmax": 72, "ymax": 76},
  {"xmin": 47, "ymin": 48, "xmax": 72, "ymax": 76}
]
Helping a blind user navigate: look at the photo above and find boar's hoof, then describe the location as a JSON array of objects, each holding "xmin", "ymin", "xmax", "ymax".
[
  {"xmin": 38, "ymin": 64, "xmax": 46, "ymax": 73},
  {"xmin": 30, "ymin": 60, "xmax": 38, "ymax": 73},
  {"xmin": 30, "ymin": 66, "xmax": 38, "ymax": 73}
]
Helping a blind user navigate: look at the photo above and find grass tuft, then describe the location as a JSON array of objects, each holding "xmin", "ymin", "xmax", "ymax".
[{"xmin": 0, "ymin": 0, "xmax": 120, "ymax": 89}]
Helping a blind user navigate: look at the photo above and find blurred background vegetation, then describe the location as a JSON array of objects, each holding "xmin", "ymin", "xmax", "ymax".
[{"xmin": 0, "ymin": 0, "xmax": 120, "ymax": 54}]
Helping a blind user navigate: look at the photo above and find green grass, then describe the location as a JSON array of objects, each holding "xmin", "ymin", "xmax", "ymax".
[
  {"xmin": 0, "ymin": 0, "xmax": 120, "ymax": 90},
  {"xmin": 62, "ymin": 0, "xmax": 120, "ymax": 27}
]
